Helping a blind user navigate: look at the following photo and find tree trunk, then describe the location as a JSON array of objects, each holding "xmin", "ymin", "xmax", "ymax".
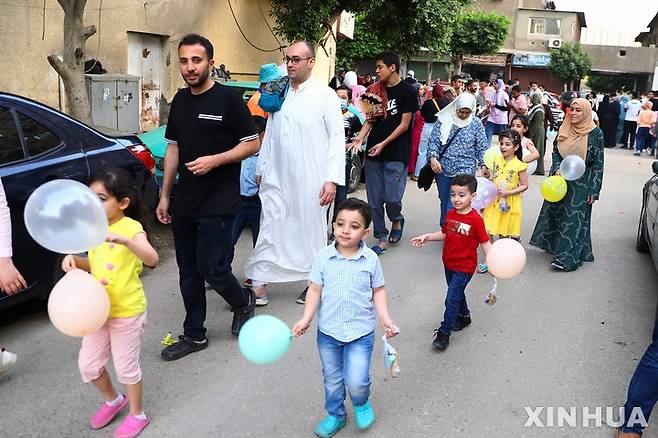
[
  {"xmin": 426, "ymin": 50, "xmax": 433, "ymax": 84},
  {"xmin": 47, "ymin": 0, "xmax": 95, "ymax": 124},
  {"xmin": 452, "ymin": 55, "xmax": 464, "ymax": 75}
]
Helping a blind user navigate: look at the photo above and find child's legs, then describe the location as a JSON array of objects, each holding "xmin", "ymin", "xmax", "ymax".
[
  {"xmin": 109, "ymin": 313, "xmax": 147, "ymax": 414},
  {"xmin": 79, "ymin": 323, "xmax": 117, "ymax": 401},
  {"xmin": 440, "ymin": 268, "xmax": 473, "ymax": 334},
  {"xmin": 317, "ymin": 330, "xmax": 347, "ymax": 419},
  {"xmin": 344, "ymin": 331, "xmax": 375, "ymax": 408},
  {"xmin": 244, "ymin": 197, "xmax": 262, "ymax": 248},
  {"xmin": 232, "ymin": 208, "xmax": 248, "ymax": 247}
]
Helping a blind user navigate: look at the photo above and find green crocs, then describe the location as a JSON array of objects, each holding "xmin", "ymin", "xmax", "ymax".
[
  {"xmin": 314, "ymin": 415, "xmax": 346, "ymax": 438},
  {"xmin": 354, "ymin": 400, "xmax": 375, "ymax": 430}
]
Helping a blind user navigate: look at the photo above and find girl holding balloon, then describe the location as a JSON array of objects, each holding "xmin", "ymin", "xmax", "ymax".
[
  {"xmin": 530, "ymin": 98, "xmax": 604, "ymax": 271},
  {"xmin": 510, "ymin": 115, "xmax": 540, "ymax": 173},
  {"xmin": 481, "ymin": 130, "xmax": 529, "ymax": 241},
  {"xmin": 61, "ymin": 168, "xmax": 158, "ymax": 438}
]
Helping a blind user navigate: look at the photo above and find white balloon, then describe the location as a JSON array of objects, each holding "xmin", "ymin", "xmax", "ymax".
[
  {"xmin": 473, "ymin": 177, "xmax": 498, "ymax": 210},
  {"xmin": 24, "ymin": 180, "xmax": 108, "ymax": 254},
  {"xmin": 559, "ymin": 155, "xmax": 586, "ymax": 181},
  {"xmin": 522, "ymin": 148, "xmax": 538, "ymax": 175}
]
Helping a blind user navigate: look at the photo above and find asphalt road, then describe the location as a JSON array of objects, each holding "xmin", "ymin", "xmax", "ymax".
[{"xmin": 1, "ymin": 148, "xmax": 657, "ymax": 438}]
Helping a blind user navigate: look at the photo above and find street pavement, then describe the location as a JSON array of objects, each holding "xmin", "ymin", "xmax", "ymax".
[{"xmin": 1, "ymin": 148, "xmax": 658, "ymax": 438}]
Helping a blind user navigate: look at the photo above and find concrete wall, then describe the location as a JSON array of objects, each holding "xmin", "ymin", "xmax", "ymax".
[
  {"xmin": 0, "ymin": 0, "xmax": 336, "ymax": 118},
  {"xmin": 582, "ymin": 45, "xmax": 658, "ymax": 74},
  {"xmin": 514, "ymin": 8, "xmax": 582, "ymax": 52},
  {"xmin": 473, "ymin": 0, "xmax": 547, "ymax": 51}
]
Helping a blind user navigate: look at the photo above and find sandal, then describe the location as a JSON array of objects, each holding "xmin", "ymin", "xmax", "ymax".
[
  {"xmin": 476, "ymin": 263, "xmax": 488, "ymax": 274},
  {"xmin": 371, "ymin": 245, "xmax": 386, "ymax": 256},
  {"xmin": 388, "ymin": 218, "xmax": 405, "ymax": 244}
]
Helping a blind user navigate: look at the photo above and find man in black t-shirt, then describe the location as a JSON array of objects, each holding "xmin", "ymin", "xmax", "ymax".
[
  {"xmin": 351, "ymin": 51, "xmax": 419, "ymax": 255},
  {"xmin": 156, "ymin": 34, "xmax": 260, "ymax": 361}
]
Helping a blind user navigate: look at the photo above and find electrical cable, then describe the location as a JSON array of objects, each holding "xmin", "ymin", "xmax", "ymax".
[
  {"xmin": 227, "ymin": 0, "xmax": 285, "ymax": 53},
  {"xmin": 257, "ymin": 2, "xmax": 285, "ymax": 54}
]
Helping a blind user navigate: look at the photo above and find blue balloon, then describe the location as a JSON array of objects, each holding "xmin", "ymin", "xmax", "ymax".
[{"xmin": 238, "ymin": 315, "xmax": 292, "ymax": 365}]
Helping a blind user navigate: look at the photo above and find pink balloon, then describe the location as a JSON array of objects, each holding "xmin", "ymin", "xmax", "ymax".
[
  {"xmin": 472, "ymin": 177, "xmax": 497, "ymax": 210},
  {"xmin": 486, "ymin": 238, "xmax": 526, "ymax": 279},
  {"xmin": 48, "ymin": 270, "xmax": 110, "ymax": 337}
]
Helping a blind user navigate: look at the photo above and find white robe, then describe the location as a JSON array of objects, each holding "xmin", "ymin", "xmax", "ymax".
[{"xmin": 244, "ymin": 78, "xmax": 345, "ymax": 283}]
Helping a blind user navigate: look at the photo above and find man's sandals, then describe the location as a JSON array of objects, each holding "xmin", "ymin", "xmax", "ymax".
[{"xmin": 388, "ymin": 219, "xmax": 405, "ymax": 244}]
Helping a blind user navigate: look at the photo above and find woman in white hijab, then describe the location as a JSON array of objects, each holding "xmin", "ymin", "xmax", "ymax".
[{"xmin": 426, "ymin": 93, "xmax": 489, "ymax": 225}]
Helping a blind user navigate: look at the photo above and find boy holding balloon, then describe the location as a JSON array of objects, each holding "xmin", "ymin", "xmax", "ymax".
[
  {"xmin": 292, "ymin": 198, "xmax": 398, "ymax": 438},
  {"xmin": 411, "ymin": 174, "xmax": 491, "ymax": 351},
  {"xmin": 61, "ymin": 168, "xmax": 158, "ymax": 438}
]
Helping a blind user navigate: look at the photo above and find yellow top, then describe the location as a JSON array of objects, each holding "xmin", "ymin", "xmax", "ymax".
[
  {"xmin": 88, "ymin": 216, "xmax": 146, "ymax": 318},
  {"xmin": 482, "ymin": 155, "xmax": 528, "ymax": 237}
]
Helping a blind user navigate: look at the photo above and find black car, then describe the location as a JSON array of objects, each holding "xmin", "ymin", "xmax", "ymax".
[
  {"xmin": 637, "ymin": 161, "xmax": 658, "ymax": 271},
  {"xmin": 0, "ymin": 92, "xmax": 158, "ymax": 311}
]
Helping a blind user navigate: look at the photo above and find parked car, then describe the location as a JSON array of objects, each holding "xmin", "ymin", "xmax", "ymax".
[
  {"xmin": 0, "ymin": 92, "xmax": 158, "ymax": 311},
  {"xmin": 142, "ymin": 81, "xmax": 365, "ymax": 194},
  {"xmin": 637, "ymin": 161, "xmax": 658, "ymax": 272}
]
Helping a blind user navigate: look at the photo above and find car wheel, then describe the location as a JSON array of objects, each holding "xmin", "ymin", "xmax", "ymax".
[
  {"xmin": 637, "ymin": 202, "xmax": 650, "ymax": 253},
  {"xmin": 348, "ymin": 154, "xmax": 362, "ymax": 194}
]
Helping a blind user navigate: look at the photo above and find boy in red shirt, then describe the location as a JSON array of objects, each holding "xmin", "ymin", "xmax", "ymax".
[{"xmin": 412, "ymin": 174, "xmax": 491, "ymax": 350}]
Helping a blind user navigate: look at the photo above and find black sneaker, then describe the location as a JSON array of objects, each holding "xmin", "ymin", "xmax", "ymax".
[
  {"xmin": 231, "ymin": 287, "xmax": 256, "ymax": 336},
  {"xmin": 296, "ymin": 287, "xmax": 308, "ymax": 305},
  {"xmin": 161, "ymin": 335, "xmax": 208, "ymax": 361},
  {"xmin": 453, "ymin": 314, "xmax": 472, "ymax": 331},
  {"xmin": 432, "ymin": 329, "xmax": 450, "ymax": 350}
]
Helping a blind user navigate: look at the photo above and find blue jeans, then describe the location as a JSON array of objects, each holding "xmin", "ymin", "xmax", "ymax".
[
  {"xmin": 232, "ymin": 195, "xmax": 261, "ymax": 247},
  {"xmin": 485, "ymin": 121, "xmax": 508, "ymax": 146},
  {"xmin": 635, "ymin": 127, "xmax": 651, "ymax": 152},
  {"xmin": 172, "ymin": 214, "xmax": 248, "ymax": 340},
  {"xmin": 439, "ymin": 268, "xmax": 473, "ymax": 335},
  {"xmin": 364, "ymin": 160, "xmax": 407, "ymax": 243},
  {"xmin": 317, "ymin": 330, "xmax": 375, "ymax": 419},
  {"xmin": 436, "ymin": 173, "xmax": 453, "ymax": 227},
  {"xmin": 621, "ymin": 318, "xmax": 658, "ymax": 434}
]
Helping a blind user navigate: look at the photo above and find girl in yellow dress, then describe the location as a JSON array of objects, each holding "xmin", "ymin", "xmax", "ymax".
[{"xmin": 482, "ymin": 130, "xmax": 529, "ymax": 240}]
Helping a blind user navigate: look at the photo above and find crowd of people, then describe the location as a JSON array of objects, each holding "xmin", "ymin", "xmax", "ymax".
[{"xmin": 0, "ymin": 32, "xmax": 656, "ymax": 438}]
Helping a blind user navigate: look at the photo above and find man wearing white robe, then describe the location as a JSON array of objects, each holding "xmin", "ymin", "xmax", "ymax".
[{"xmin": 244, "ymin": 41, "xmax": 345, "ymax": 302}]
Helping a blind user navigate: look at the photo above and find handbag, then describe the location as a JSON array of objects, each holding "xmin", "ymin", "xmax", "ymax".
[
  {"xmin": 417, "ymin": 127, "xmax": 464, "ymax": 191},
  {"xmin": 258, "ymin": 76, "xmax": 290, "ymax": 113}
]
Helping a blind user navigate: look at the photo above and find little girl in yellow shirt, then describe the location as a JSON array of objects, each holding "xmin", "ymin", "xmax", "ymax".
[
  {"xmin": 62, "ymin": 168, "xmax": 158, "ymax": 438},
  {"xmin": 482, "ymin": 130, "xmax": 529, "ymax": 240}
]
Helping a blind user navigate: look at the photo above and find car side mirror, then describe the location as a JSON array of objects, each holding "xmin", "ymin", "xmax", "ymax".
[{"xmin": 653, "ymin": 161, "xmax": 658, "ymax": 175}]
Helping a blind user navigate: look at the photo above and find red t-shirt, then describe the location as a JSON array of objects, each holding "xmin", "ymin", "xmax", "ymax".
[{"xmin": 442, "ymin": 209, "xmax": 489, "ymax": 273}]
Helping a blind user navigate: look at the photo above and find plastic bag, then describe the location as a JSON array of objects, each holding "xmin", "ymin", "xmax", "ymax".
[
  {"xmin": 484, "ymin": 278, "xmax": 498, "ymax": 306},
  {"xmin": 382, "ymin": 335, "xmax": 400, "ymax": 378}
]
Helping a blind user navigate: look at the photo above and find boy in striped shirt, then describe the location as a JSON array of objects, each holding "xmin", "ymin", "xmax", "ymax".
[{"xmin": 293, "ymin": 198, "xmax": 398, "ymax": 438}]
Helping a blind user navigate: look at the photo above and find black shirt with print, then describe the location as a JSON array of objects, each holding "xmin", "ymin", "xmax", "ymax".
[
  {"xmin": 164, "ymin": 83, "xmax": 258, "ymax": 217},
  {"xmin": 366, "ymin": 80, "xmax": 419, "ymax": 164}
]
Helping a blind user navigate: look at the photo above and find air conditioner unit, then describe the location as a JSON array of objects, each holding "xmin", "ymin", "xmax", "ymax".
[{"xmin": 549, "ymin": 38, "xmax": 562, "ymax": 49}]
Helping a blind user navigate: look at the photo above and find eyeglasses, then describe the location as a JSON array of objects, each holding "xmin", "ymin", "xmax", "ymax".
[{"xmin": 284, "ymin": 56, "xmax": 314, "ymax": 65}]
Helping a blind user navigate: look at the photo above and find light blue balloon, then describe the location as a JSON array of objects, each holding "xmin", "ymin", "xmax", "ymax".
[{"xmin": 238, "ymin": 315, "xmax": 292, "ymax": 365}]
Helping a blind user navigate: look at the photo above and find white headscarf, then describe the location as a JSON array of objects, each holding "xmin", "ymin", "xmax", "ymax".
[
  {"xmin": 436, "ymin": 93, "xmax": 476, "ymax": 144},
  {"xmin": 343, "ymin": 71, "xmax": 358, "ymax": 87}
]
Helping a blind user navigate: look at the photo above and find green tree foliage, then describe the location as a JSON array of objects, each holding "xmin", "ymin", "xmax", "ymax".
[
  {"xmin": 548, "ymin": 43, "xmax": 592, "ymax": 90},
  {"xmin": 587, "ymin": 74, "xmax": 635, "ymax": 94},
  {"xmin": 269, "ymin": 0, "xmax": 470, "ymax": 64},
  {"xmin": 449, "ymin": 10, "xmax": 510, "ymax": 74}
]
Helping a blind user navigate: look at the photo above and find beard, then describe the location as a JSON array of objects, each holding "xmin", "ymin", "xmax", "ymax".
[{"xmin": 183, "ymin": 68, "xmax": 210, "ymax": 88}]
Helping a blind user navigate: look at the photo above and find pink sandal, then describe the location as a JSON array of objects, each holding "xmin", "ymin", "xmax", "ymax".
[
  {"xmin": 90, "ymin": 396, "xmax": 128, "ymax": 429},
  {"xmin": 113, "ymin": 415, "xmax": 150, "ymax": 438}
]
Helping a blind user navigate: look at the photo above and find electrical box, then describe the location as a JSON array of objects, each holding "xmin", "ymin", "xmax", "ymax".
[{"xmin": 86, "ymin": 74, "xmax": 140, "ymax": 134}]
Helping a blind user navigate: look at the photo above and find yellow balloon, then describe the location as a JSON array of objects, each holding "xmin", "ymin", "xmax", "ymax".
[
  {"xmin": 541, "ymin": 175, "xmax": 568, "ymax": 202},
  {"xmin": 483, "ymin": 147, "xmax": 501, "ymax": 169}
]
